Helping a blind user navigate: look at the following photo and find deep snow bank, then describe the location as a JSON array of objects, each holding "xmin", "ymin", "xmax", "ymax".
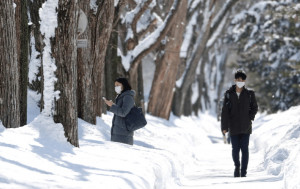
[
  {"xmin": 252, "ymin": 106, "xmax": 300, "ymax": 189},
  {"xmin": 0, "ymin": 108, "xmax": 219, "ymax": 189}
]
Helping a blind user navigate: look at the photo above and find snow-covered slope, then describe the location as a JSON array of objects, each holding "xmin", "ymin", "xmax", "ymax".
[{"xmin": 0, "ymin": 95, "xmax": 300, "ymax": 188}]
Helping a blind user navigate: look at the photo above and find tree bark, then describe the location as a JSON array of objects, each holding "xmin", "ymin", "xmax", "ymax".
[
  {"xmin": 0, "ymin": 0, "xmax": 20, "ymax": 128},
  {"xmin": 53, "ymin": 0, "xmax": 79, "ymax": 147},
  {"xmin": 147, "ymin": 0, "xmax": 188, "ymax": 119},
  {"xmin": 77, "ymin": 2, "xmax": 96, "ymax": 124},
  {"xmin": 105, "ymin": 23, "xmax": 126, "ymax": 103},
  {"xmin": 77, "ymin": 0, "xmax": 114, "ymax": 121},
  {"xmin": 15, "ymin": 0, "xmax": 29, "ymax": 126},
  {"xmin": 93, "ymin": 0, "xmax": 115, "ymax": 117}
]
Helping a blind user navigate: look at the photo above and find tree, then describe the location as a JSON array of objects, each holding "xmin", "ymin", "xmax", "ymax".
[
  {"xmin": 53, "ymin": 0, "xmax": 79, "ymax": 147},
  {"xmin": 147, "ymin": 0, "xmax": 188, "ymax": 119},
  {"xmin": 0, "ymin": 0, "xmax": 20, "ymax": 128},
  {"xmin": 15, "ymin": 0, "xmax": 29, "ymax": 126},
  {"xmin": 77, "ymin": 0, "xmax": 115, "ymax": 124}
]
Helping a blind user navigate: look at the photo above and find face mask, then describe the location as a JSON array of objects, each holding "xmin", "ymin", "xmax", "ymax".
[
  {"xmin": 115, "ymin": 86, "xmax": 122, "ymax": 94},
  {"xmin": 236, "ymin": 81, "xmax": 245, "ymax": 88}
]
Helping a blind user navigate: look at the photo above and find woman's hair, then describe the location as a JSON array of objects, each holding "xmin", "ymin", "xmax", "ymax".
[
  {"xmin": 234, "ymin": 70, "xmax": 247, "ymax": 80},
  {"xmin": 115, "ymin": 78, "xmax": 132, "ymax": 92}
]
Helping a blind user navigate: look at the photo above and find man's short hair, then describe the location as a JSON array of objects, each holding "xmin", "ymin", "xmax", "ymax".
[{"xmin": 235, "ymin": 70, "xmax": 247, "ymax": 80}]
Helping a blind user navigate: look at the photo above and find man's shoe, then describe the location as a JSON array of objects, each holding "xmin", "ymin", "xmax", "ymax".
[
  {"xmin": 234, "ymin": 168, "xmax": 240, "ymax": 177},
  {"xmin": 241, "ymin": 169, "xmax": 247, "ymax": 177}
]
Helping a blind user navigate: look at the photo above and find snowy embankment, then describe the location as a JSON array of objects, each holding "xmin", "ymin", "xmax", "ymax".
[
  {"xmin": 0, "ymin": 92, "xmax": 300, "ymax": 188},
  {"xmin": 252, "ymin": 107, "xmax": 300, "ymax": 189}
]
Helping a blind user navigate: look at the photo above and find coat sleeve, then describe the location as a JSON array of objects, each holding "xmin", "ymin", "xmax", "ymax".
[
  {"xmin": 109, "ymin": 95, "xmax": 134, "ymax": 117},
  {"xmin": 221, "ymin": 92, "xmax": 230, "ymax": 132},
  {"xmin": 249, "ymin": 91, "xmax": 258, "ymax": 120}
]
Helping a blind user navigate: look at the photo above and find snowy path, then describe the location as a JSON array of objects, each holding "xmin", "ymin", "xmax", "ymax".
[
  {"xmin": 178, "ymin": 142, "xmax": 282, "ymax": 188},
  {"xmin": 174, "ymin": 116, "xmax": 288, "ymax": 189}
]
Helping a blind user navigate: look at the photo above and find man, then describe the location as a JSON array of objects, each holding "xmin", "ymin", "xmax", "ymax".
[{"xmin": 221, "ymin": 70, "xmax": 258, "ymax": 177}]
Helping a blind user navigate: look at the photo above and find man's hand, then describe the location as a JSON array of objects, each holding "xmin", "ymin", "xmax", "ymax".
[
  {"xmin": 223, "ymin": 130, "xmax": 228, "ymax": 134},
  {"xmin": 104, "ymin": 99, "xmax": 114, "ymax": 107}
]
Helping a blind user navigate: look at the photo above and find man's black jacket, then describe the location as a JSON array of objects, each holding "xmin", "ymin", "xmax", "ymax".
[{"xmin": 221, "ymin": 85, "xmax": 258, "ymax": 136}]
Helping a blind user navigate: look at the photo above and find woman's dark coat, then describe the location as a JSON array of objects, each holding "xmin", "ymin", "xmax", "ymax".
[
  {"xmin": 109, "ymin": 90, "xmax": 135, "ymax": 144},
  {"xmin": 221, "ymin": 85, "xmax": 258, "ymax": 136}
]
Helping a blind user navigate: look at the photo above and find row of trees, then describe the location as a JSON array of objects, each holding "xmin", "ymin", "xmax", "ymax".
[
  {"xmin": 1, "ymin": 0, "xmax": 299, "ymax": 146},
  {"xmin": 1, "ymin": 0, "xmax": 236, "ymax": 146}
]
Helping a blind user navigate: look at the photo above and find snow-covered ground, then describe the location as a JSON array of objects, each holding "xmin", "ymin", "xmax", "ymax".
[{"xmin": 0, "ymin": 92, "xmax": 299, "ymax": 189}]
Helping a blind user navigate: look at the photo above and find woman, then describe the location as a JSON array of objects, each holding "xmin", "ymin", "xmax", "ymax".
[{"xmin": 104, "ymin": 78, "xmax": 135, "ymax": 145}]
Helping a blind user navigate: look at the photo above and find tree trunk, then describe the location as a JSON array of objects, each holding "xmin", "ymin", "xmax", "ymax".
[
  {"xmin": 0, "ymin": 0, "xmax": 20, "ymax": 128},
  {"xmin": 128, "ymin": 62, "xmax": 145, "ymax": 109},
  {"xmin": 15, "ymin": 0, "xmax": 29, "ymax": 126},
  {"xmin": 95, "ymin": 0, "xmax": 115, "ymax": 117},
  {"xmin": 137, "ymin": 63, "xmax": 145, "ymax": 111},
  {"xmin": 53, "ymin": 0, "xmax": 79, "ymax": 147},
  {"xmin": 147, "ymin": 0, "xmax": 187, "ymax": 119},
  {"xmin": 77, "ymin": 2, "xmax": 96, "ymax": 124},
  {"xmin": 105, "ymin": 29, "xmax": 122, "ymax": 102},
  {"xmin": 77, "ymin": 0, "xmax": 115, "ymax": 120}
]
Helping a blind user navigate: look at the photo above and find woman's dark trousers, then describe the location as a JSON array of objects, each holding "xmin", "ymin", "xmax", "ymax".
[{"xmin": 231, "ymin": 134, "xmax": 250, "ymax": 177}]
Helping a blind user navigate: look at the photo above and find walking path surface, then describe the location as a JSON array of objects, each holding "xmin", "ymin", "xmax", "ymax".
[{"xmin": 178, "ymin": 141, "xmax": 282, "ymax": 188}]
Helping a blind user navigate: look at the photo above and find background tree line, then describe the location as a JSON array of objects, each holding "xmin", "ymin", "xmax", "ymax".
[{"xmin": 1, "ymin": 0, "xmax": 299, "ymax": 147}]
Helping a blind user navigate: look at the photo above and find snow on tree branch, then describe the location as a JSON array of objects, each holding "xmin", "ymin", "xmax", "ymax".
[{"xmin": 119, "ymin": 0, "xmax": 181, "ymax": 71}]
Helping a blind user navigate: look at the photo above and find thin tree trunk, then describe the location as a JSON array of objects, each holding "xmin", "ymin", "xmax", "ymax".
[
  {"xmin": 77, "ymin": 2, "xmax": 96, "ymax": 124},
  {"xmin": 93, "ymin": 0, "xmax": 115, "ymax": 117},
  {"xmin": 77, "ymin": 0, "xmax": 114, "ymax": 123},
  {"xmin": 147, "ymin": 0, "xmax": 187, "ymax": 119},
  {"xmin": 137, "ymin": 63, "xmax": 145, "ymax": 111},
  {"xmin": 15, "ymin": 0, "xmax": 29, "ymax": 126},
  {"xmin": 53, "ymin": 0, "xmax": 79, "ymax": 147},
  {"xmin": 0, "ymin": 0, "xmax": 20, "ymax": 128},
  {"xmin": 105, "ymin": 29, "xmax": 121, "ymax": 101}
]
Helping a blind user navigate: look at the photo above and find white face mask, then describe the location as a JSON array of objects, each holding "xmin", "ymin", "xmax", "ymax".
[
  {"xmin": 115, "ymin": 86, "xmax": 122, "ymax": 94},
  {"xmin": 236, "ymin": 81, "xmax": 245, "ymax": 88}
]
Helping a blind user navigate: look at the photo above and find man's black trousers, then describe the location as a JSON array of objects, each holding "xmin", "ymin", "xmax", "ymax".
[{"xmin": 231, "ymin": 134, "xmax": 250, "ymax": 176}]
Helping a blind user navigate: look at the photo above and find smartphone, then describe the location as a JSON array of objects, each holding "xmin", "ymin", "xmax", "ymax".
[{"xmin": 102, "ymin": 97, "xmax": 106, "ymax": 101}]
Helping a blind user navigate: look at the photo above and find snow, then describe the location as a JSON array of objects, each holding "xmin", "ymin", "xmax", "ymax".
[
  {"xmin": 114, "ymin": 0, "xmax": 120, "ymax": 7},
  {"xmin": 90, "ymin": 0, "xmax": 98, "ymax": 13},
  {"xmin": 289, "ymin": 52, "xmax": 300, "ymax": 62},
  {"xmin": 2, "ymin": 89, "xmax": 300, "ymax": 188},
  {"xmin": 142, "ymin": 55, "xmax": 156, "ymax": 105},
  {"xmin": 191, "ymin": 81, "xmax": 199, "ymax": 104},
  {"xmin": 39, "ymin": 0, "xmax": 60, "ymax": 116},
  {"xmin": 231, "ymin": 1, "xmax": 279, "ymax": 25}
]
